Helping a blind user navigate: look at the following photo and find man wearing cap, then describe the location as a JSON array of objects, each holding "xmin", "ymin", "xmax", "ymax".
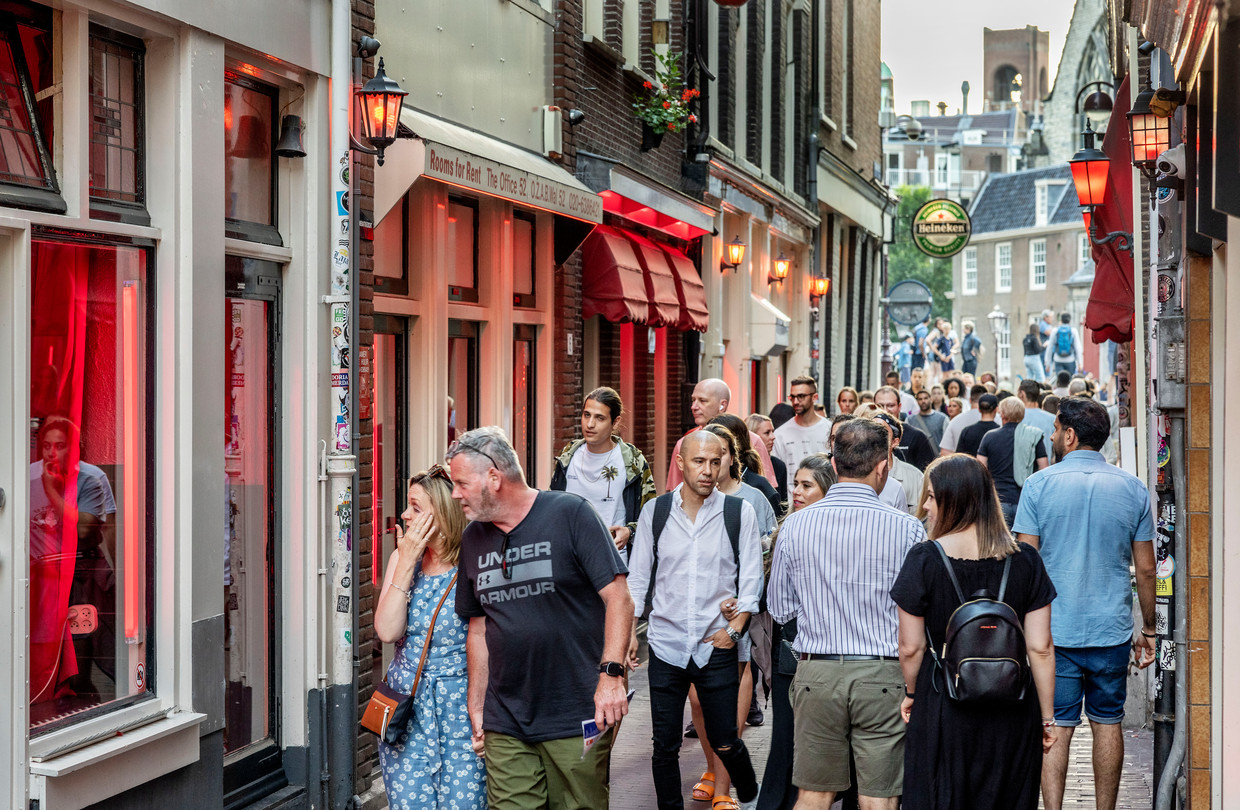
[{"xmin": 956, "ymin": 394, "xmax": 1001, "ymax": 457}]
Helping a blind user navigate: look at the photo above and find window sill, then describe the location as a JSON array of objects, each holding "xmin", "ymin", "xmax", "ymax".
[
  {"xmin": 30, "ymin": 710, "xmax": 205, "ymax": 810},
  {"xmin": 583, "ymin": 35, "xmax": 623, "ymax": 65},
  {"xmin": 706, "ymin": 137, "xmax": 734, "ymax": 161},
  {"xmin": 622, "ymin": 62, "xmax": 658, "ymax": 89},
  {"xmin": 842, "ymin": 134, "xmax": 859, "ymax": 151},
  {"xmin": 1030, "ymin": 285, "xmax": 1047, "ymax": 291},
  {"xmin": 820, "ymin": 114, "xmax": 838, "ymax": 132},
  {"xmin": 961, "ymin": 289, "xmax": 978, "ymax": 296}
]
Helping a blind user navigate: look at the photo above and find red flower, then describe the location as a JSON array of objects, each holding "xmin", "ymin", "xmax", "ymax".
[
  {"xmin": 643, "ymin": 81, "xmax": 653, "ymax": 89},
  {"xmin": 667, "ymin": 122, "xmax": 675, "ymax": 131},
  {"xmin": 689, "ymin": 114, "xmax": 698, "ymax": 123},
  {"xmin": 663, "ymin": 101, "xmax": 671, "ymax": 109}
]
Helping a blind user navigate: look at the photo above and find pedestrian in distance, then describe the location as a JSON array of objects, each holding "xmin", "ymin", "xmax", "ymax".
[
  {"xmin": 1023, "ymin": 323, "xmax": 1046, "ymax": 382},
  {"xmin": 945, "ymin": 397, "xmax": 964, "ymax": 419},
  {"xmin": 757, "ymin": 453, "xmax": 836, "ymax": 810},
  {"xmin": 937, "ymin": 385, "xmax": 990, "ymax": 456},
  {"xmin": 746, "ymin": 413, "xmax": 788, "ymax": 511},
  {"xmin": 549, "ymin": 387, "xmax": 656, "ymax": 559},
  {"xmin": 668, "ymin": 379, "xmax": 778, "ymax": 491},
  {"xmin": 891, "ymin": 454, "xmax": 1058, "ymax": 810},
  {"xmin": 1011, "ymin": 397, "xmax": 1158, "ymax": 810},
  {"xmin": 1016, "ymin": 379, "xmax": 1056, "ymax": 459},
  {"xmin": 884, "ymin": 370, "xmax": 917, "ymax": 417},
  {"xmin": 772, "ymin": 376, "xmax": 833, "ymax": 474},
  {"xmin": 873, "ymin": 386, "xmax": 937, "ymax": 471},
  {"xmin": 375, "ymin": 465, "xmax": 486, "ymax": 809},
  {"xmin": 956, "ymin": 393, "xmax": 1001, "ymax": 458},
  {"xmin": 627, "ymin": 430, "xmax": 763, "ymax": 810},
  {"xmin": 1044, "ymin": 314, "xmax": 1084, "ymax": 377},
  {"xmin": 858, "ymin": 390, "xmax": 875, "ymax": 406},
  {"xmin": 906, "ymin": 389, "xmax": 948, "ymax": 455},
  {"xmin": 715, "ymin": 413, "xmax": 781, "ymax": 519},
  {"xmin": 977, "ymin": 398, "xmax": 1049, "ymax": 528},
  {"xmin": 835, "ymin": 386, "xmax": 859, "ymax": 416},
  {"xmin": 768, "ymin": 419, "xmax": 927, "ymax": 810},
  {"xmin": 448, "ymin": 427, "xmax": 634, "ymax": 810},
  {"xmin": 959, "ymin": 320, "xmax": 983, "ymax": 377}
]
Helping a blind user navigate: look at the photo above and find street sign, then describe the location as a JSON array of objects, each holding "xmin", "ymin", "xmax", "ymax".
[
  {"xmin": 910, "ymin": 198, "xmax": 971, "ymax": 258},
  {"xmin": 885, "ymin": 279, "xmax": 933, "ymax": 326}
]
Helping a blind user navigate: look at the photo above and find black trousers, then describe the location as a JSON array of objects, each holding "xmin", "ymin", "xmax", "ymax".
[{"xmin": 649, "ymin": 646, "xmax": 758, "ymax": 809}]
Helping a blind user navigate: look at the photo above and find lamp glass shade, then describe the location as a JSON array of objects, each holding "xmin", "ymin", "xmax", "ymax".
[
  {"xmin": 1069, "ymin": 147, "xmax": 1109, "ymax": 208},
  {"xmin": 358, "ymin": 58, "xmax": 408, "ymax": 149},
  {"xmin": 772, "ymin": 253, "xmax": 790, "ymax": 280},
  {"xmin": 725, "ymin": 236, "xmax": 746, "ymax": 267},
  {"xmin": 1127, "ymin": 110, "xmax": 1169, "ymax": 167},
  {"xmin": 810, "ymin": 277, "xmax": 830, "ymax": 297}
]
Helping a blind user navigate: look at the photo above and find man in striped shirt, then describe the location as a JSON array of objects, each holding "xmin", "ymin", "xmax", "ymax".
[{"xmin": 768, "ymin": 419, "xmax": 926, "ymax": 810}]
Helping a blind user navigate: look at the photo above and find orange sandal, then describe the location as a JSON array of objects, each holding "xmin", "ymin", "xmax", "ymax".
[
  {"xmin": 691, "ymin": 772, "xmax": 715, "ymax": 802},
  {"xmin": 711, "ymin": 796, "xmax": 740, "ymax": 810}
]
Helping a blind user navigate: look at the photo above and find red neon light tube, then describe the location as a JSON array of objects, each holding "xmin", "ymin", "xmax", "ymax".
[{"xmin": 122, "ymin": 282, "xmax": 140, "ymax": 641}]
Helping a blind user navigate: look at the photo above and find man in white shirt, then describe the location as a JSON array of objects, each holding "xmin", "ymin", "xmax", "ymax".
[
  {"xmin": 773, "ymin": 375, "xmax": 832, "ymax": 471},
  {"xmin": 628, "ymin": 430, "xmax": 763, "ymax": 810},
  {"xmin": 667, "ymin": 379, "xmax": 777, "ymax": 491}
]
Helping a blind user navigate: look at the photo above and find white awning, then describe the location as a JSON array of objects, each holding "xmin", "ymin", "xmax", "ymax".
[
  {"xmin": 750, "ymin": 294, "xmax": 791, "ymax": 357},
  {"xmin": 375, "ymin": 107, "xmax": 604, "ymax": 226}
]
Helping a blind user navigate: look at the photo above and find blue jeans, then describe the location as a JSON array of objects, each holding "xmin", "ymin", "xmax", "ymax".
[
  {"xmin": 1053, "ymin": 643, "xmax": 1131, "ymax": 725},
  {"xmin": 961, "ymin": 357, "xmax": 977, "ymax": 375},
  {"xmin": 1023, "ymin": 355, "xmax": 1044, "ymax": 382},
  {"xmin": 649, "ymin": 647, "xmax": 758, "ymax": 809},
  {"xmin": 911, "ymin": 353, "xmax": 925, "ymax": 370},
  {"xmin": 1053, "ymin": 360, "xmax": 1078, "ymax": 376}
]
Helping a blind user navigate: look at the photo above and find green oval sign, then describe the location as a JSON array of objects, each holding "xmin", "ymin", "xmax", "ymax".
[{"xmin": 911, "ymin": 198, "xmax": 971, "ymax": 258}]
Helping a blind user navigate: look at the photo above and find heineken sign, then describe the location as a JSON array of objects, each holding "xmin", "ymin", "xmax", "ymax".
[{"xmin": 910, "ymin": 198, "xmax": 971, "ymax": 258}]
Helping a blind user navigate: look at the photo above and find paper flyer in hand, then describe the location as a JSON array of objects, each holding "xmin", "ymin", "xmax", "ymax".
[{"xmin": 582, "ymin": 689, "xmax": 636, "ymax": 758}]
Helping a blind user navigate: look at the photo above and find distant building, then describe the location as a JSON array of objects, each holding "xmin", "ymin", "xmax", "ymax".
[
  {"xmin": 884, "ymin": 109, "xmax": 1024, "ymax": 207},
  {"xmin": 951, "ymin": 165, "xmax": 1093, "ymax": 382},
  {"xmin": 983, "ymin": 25, "xmax": 1051, "ymax": 114},
  {"xmin": 1030, "ymin": 0, "xmax": 1113, "ymax": 168}
]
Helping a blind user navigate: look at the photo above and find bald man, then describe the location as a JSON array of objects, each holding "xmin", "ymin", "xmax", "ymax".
[{"xmin": 666, "ymin": 378, "xmax": 778, "ymax": 491}]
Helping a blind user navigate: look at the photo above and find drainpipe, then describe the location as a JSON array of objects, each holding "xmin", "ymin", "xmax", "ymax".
[
  {"xmin": 807, "ymin": 0, "xmax": 821, "ymax": 384},
  {"xmin": 1156, "ymin": 412, "xmax": 1188, "ymax": 810},
  {"xmin": 328, "ymin": 0, "xmax": 358, "ymax": 805}
]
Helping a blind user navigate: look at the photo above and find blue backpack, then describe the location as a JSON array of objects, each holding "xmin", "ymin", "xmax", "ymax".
[{"xmin": 1055, "ymin": 325, "xmax": 1073, "ymax": 357}]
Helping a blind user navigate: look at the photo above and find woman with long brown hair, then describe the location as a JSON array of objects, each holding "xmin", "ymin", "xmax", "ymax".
[{"xmin": 890, "ymin": 454, "xmax": 1057, "ymax": 810}]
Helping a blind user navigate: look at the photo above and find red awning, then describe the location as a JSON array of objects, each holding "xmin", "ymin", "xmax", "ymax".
[
  {"xmin": 661, "ymin": 245, "xmax": 710, "ymax": 332},
  {"xmin": 624, "ymin": 230, "xmax": 682, "ymax": 328},
  {"xmin": 1085, "ymin": 75, "xmax": 1136, "ymax": 345},
  {"xmin": 581, "ymin": 225, "xmax": 650, "ymax": 324}
]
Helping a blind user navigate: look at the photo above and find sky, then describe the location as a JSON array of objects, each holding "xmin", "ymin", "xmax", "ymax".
[{"xmin": 881, "ymin": 0, "xmax": 1079, "ymax": 116}]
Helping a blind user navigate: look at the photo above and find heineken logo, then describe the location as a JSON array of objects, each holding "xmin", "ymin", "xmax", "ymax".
[{"xmin": 911, "ymin": 198, "xmax": 971, "ymax": 258}]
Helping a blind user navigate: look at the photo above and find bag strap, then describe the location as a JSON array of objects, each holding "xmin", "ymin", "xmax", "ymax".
[
  {"xmin": 404, "ymin": 570, "xmax": 459, "ymax": 699},
  {"xmin": 997, "ymin": 553, "xmax": 1013, "ymax": 602},
  {"xmin": 932, "ymin": 541, "xmax": 966, "ymax": 605},
  {"xmin": 643, "ymin": 493, "xmax": 674, "ymax": 618},
  {"xmin": 723, "ymin": 495, "xmax": 742, "ymax": 593}
]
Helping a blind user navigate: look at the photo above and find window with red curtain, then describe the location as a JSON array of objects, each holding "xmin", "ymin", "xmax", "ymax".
[
  {"xmin": 29, "ymin": 236, "xmax": 152, "ymax": 732},
  {"xmin": 0, "ymin": 4, "xmax": 63, "ymax": 212}
]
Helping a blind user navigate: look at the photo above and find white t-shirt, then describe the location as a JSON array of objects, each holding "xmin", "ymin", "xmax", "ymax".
[
  {"xmin": 563, "ymin": 443, "xmax": 627, "ymax": 527},
  {"xmin": 772, "ymin": 416, "xmax": 832, "ymax": 471},
  {"xmin": 879, "ymin": 475, "xmax": 909, "ymax": 512}
]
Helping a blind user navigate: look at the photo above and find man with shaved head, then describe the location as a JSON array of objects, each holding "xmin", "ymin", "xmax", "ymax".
[
  {"xmin": 666, "ymin": 378, "xmax": 777, "ymax": 491},
  {"xmin": 628, "ymin": 429, "xmax": 764, "ymax": 810}
]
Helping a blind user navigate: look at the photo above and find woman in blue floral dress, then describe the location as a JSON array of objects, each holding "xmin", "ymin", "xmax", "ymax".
[{"xmin": 375, "ymin": 465, "xmax": 486, "ymax": 809}]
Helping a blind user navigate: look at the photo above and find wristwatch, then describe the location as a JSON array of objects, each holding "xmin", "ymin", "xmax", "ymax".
[
  {"xmin": 598, "ymin": 661, "xmax": 626, "ymax": 677},
  {"xmin": 725, "ymin": 626, "xmax": 742, "ymax": 643}
]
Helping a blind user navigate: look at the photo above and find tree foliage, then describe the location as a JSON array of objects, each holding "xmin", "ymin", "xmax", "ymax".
[{"xmin": 886, "ymin": 185, "xmax": 954, "ymax": 334}]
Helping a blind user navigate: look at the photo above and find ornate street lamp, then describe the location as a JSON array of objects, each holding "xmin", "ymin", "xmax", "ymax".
[
  {"xmin": 1127, "ymin": 85, "xmax": 1167, "ymax": 179},
  {"xmin": 1069, "ymin": 123, "xmax": 1132, "ymax": 253},
  {"xmin": 768, "ymin": 252, "xmax": 790, "ymax": 286},
  {"xmin": 721, "ymin": 235, "xmax": 747, "ymax": 272},
  {"xmin": 354, "ymin": 57, "xmax": 407, "ymax": 166}
]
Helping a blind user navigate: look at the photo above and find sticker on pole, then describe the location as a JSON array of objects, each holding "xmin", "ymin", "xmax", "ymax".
[{"xmin": 910, "ymin": 198, "xmax": 972, "ymax": 258}]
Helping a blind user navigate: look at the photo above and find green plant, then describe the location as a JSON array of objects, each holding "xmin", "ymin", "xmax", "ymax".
[{"xmin": 631, "ymin": 50, "xmax": 700, "ymax": 133}]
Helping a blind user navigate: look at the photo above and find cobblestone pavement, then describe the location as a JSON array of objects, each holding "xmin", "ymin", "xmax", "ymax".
[{"xmin": 611, "ymin": 664, "xmax": 1155, "ymax": 809}]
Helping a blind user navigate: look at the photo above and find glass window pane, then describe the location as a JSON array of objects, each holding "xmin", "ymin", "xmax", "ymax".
[
  {"xmin": 447, "ymin": 321, "xmax": 478, "ymax": 440},
  {"xmin": 512, "ymin": 215, "xmax": 534, "ymax": 299},
  {"xmin": 512, "ymin": 326, "xmax": 536, "ymax": 482},
  {"xmin": 447, "ymin": 200, "xmax": 477, "ymax": 292},
  {"xmin": 90, "ymin": 33, "xmax": 144, "ymax": 205},
  {"xmin": 29, "ymin": 239, "xmax": 149, "ymax": 731},
  {"xmin": 224, "ymin": 295, "xmax": 273, "ymax": 754},
  {"xmin": 0, "ymin": 25, "xmax": 48, "ymax": 188},
  {"xmin": 224, "ymin": 77, "xmax": 274, "ymax": 225}
]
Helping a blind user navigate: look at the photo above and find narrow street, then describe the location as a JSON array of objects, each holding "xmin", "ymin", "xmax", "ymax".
[{"xmin": 611, "ymin": 663, "xmax": 1154, "ymax": 809}]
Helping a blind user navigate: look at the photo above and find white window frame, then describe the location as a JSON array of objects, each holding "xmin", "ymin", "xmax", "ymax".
[
  {"xmin": 621, "ymin": 0, "xmax": 640, "ymax": 68},
  {"xmin": 583, "ymin": 0, "xmax": 604, "ymax": 40},
  {"xmin": 997, "ymin": 320, "xmax": 1012, "ymax": 380},
  {"xmin": 962, "ymin": 246, "xmax": 977, "ymax": 295},
  {"xmin": 1078, "ymin": 232, "xmax": 1090, "ymax": 271},
  {"xmin": 1034, "ymin": 182, "xmax": 1049, "ymax": 227},
  {"xmin": 935, "ymin": 152, "xmax": 949, "ymax": 186},
  {"xmin": 1029, "ymin": 238, "xmax": 1047, "ymax": 290},
  {"xmin": 995, "ymin": 242, "xmax": 1012, "ymax": 293}
]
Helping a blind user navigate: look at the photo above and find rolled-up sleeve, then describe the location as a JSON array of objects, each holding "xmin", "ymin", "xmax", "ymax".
[
  {"xmin": 627, "ymin": 498, "xmax": 657, "ymax": 617},
  {"xmin": 735, "ymin": 502, "xmax": 763, "ymax": 615},
  {"xmin": 767, "ymin": 526, "xmax": 799, "ymax": 625}
]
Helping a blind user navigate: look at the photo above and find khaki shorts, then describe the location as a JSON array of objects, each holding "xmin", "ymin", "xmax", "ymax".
[{"xmin": 789, "ymin": 658, "xmax": 905, "ymax": 797}]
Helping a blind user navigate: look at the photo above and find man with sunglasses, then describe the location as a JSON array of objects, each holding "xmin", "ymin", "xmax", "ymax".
[
  {"xmin": 772, "ymin": 376, "xmax": 831, "ymax": 472},
  {"xmin": 449, "ymin": 426, "xmax": 633, "ymax": 810}
]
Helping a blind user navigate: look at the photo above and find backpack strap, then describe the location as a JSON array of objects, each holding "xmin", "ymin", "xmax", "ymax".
[
  {"xmin": 722, "ymin": 495, "xmax": 742, "ymax": 593},
  {"xmin": 932, "ymin": 541, "xmax": 967, "ymax": 605},
  {"xmin": 997, "ymin": 553, "xmax": 1013, "ymax": 602},
  {"xmin": 643, "ymin": 493, "xmax": 674, "ymax": 618}
]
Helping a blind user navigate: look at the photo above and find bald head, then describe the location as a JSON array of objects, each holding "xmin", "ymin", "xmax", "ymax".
[
  {"xmin": 691, "ymin": 378, "xmax": 732, "ymax": 426},
  {"xmin": 681, "ymin": 429, "xmax": 725, "ymax": 457}
]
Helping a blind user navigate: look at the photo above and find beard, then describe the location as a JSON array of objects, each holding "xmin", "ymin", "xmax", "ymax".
[{"xmin": 466, "ymin": 486, "xmax": 500, "ymax": 523}]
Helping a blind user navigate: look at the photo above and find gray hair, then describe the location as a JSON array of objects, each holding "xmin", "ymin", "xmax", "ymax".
[
  {"xmin": 1067, "ymin": 379, "xmax": 1088, "ymax": 396},
  {"xmin": 446, "ymin": 426, "xmax": 526, "ymax": 483}
]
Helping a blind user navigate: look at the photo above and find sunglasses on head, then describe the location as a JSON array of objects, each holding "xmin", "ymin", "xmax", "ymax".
[
  {"xmin": 445, "ymin": 439, "xmax": 500, "ymax": 470},
  {"xmin": 410, "ymin": 463, "xmax": 453, "ymax": 487}
]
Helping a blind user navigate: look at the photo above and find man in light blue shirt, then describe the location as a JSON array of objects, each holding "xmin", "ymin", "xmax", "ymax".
[
  {"xmin": 1017, "ymin": 379, "xmax": 1056, "ymax": 459},
  {"xmin": 1013, "ymin": 397, "xmax": 1157, "ymax": 810}
]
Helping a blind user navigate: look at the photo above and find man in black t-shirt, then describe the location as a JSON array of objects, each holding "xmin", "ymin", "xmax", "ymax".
[
  {"xmin": 449, "ymin": 427, "xmax": 633, "ymax": 809},
  {"xmin": 977, "ymin": 399, "xmax": 1049, "ymax": 527},
  {"xmin": 957, "ymin": 394, "xmax": 1001, "ymax": 457},
  {"xmin": 874, "ymin": 386, "xmax": 936, "ymax": 470}
]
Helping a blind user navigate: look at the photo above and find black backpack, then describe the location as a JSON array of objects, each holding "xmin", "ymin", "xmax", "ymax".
[
  {"xmin": 926, "ymin": 541, "xmax": 1029, "ymax": 703},
  {"xmin": 640, "ymin": 492, "xmax": 743, "ymax": 620}
]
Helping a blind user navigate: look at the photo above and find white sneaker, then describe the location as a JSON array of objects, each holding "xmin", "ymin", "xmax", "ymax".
[{"xmin": 739, "ymin": 784, "xmax": 760, "ymax": 810}]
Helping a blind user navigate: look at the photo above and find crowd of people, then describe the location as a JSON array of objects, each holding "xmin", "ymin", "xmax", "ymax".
[{"xmin": 372, "ymin": 344, "xmax": 1153, "ymax": 810}]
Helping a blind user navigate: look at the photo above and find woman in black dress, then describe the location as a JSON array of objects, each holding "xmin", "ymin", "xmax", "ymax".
[{"xmin": 890, "ymin": 454, "xmax": 1058, "ymax": 810}]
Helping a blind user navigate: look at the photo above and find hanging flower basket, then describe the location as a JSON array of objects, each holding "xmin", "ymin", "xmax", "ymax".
[{"xmin": 632, "ymin": 50, "xmax": 699, "ymax": 149}]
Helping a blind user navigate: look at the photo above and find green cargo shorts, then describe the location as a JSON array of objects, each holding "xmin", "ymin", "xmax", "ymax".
[{"xmin": 484, "ymin": 727, "xmax": 614, "ymax": 810}]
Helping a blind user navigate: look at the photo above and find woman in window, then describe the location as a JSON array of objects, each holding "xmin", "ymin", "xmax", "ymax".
[
  {"xmin": 758, "ymin": 453, "xmax": 835, "ymax": 810},
  {"xmin": 891, "ymin": 454, "xmax": 1057, "ymax": 810},
  {"xmin": 375, "ymin": 466, "xmax": 485, "ymax": 809}
]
